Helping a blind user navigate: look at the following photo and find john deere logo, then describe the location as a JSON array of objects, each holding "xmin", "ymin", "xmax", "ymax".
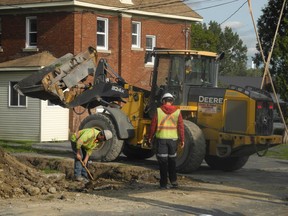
[{"xmin": 199, "ymin": 96, "xmax": 223, "ymax": 104}]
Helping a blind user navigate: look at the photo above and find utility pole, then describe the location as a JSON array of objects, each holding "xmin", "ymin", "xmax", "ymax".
[{"xmin": 183, "ymin": 27, "xmax": 190, "ymax": 49}]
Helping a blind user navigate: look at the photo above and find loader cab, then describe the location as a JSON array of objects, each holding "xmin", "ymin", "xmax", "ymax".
[{"xmin": 149, "ymin": 49, "xmax": 219, "ymax": 106}]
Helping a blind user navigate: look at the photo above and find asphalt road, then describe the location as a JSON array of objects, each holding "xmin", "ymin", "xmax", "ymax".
[
  {"xmin": 3, "ymin": 141, "xmax": 288, "ymax": 215},
  {"xmin": 33, "ymin": 141, "xmax": 288, "ymax": 200}
]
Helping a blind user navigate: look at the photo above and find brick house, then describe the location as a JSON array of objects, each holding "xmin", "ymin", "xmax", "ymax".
[{"xmin": 0, "ymin": 0, "xmax": 202, "ymax": 141}]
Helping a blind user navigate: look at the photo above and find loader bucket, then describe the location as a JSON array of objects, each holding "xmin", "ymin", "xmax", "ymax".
[
  {"xmin": 14, "ymin": 46, "xmax": 128, "ymax": 109},
  {"xmin": 14, "ymin": 53, "xmax": 74, "ymax": 101}
]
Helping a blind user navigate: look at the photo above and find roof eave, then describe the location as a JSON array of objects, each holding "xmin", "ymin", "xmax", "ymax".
[{"xmin": 0, "ymin": 0, "xmax": 203, "ymax": 22}]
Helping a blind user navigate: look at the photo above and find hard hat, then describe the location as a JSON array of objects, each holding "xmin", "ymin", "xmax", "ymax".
[
  {"xmin": 161, "ymin": 93, "xmax": 174, "ymax": 102},
  {"xmin": 102, "ymin": 130, "xmax": 113, "ymax": 140}
]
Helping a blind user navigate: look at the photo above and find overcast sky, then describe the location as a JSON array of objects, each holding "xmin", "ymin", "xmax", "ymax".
[{"xmin": 187, "ymin": 0, "xmax": 269, "ymax": 67}]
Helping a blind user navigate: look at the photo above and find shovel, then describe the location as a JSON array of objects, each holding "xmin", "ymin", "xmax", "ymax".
[{"xmin": 79, "ymin": 159, "xmax": 94, "ymax": 181}]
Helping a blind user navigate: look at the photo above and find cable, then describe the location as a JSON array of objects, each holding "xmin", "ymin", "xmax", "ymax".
[
  {"xmin": 193, "ymin": 0, "xmax": 240, "ymax": 11},
  {"xmin": 140, "ymin": 0, "xmax": 242, "ymax": 17},
  {"xmin": 220, "ymin": 0, "xmax": 247, "ymax": 25},
  {"xmin": 186, "ymin": 0, "xmax": 232, "ymax": 5},
  {"xmin": 123, "ymin": 0, "xmax": 186, "ymax": 10}
]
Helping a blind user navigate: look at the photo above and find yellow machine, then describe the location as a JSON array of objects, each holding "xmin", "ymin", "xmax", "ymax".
[{"xmin": 15, "ymin": 47, "xmax": 283, "ymax": 173}]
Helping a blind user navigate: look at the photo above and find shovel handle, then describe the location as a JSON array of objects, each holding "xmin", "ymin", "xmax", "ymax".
[{"xmin": 80, "ymin": 160, "xmax": 94, "ymax": 180}]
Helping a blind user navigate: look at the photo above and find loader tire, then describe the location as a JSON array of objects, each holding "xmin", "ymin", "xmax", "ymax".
[
  {"xmin": 79, "ymin": 113, "xmax": 123, "ymax": 162},
  {"xmin": 123, "ymin": 143, "xmax": 155, "ymax": 160},
  {"xmin": 176, "ymin": 120, "xmax": 206, "ymax": 173},
  {"xmin": 204, "ymin": 155, "xmax": 249, "ymax": 171}
]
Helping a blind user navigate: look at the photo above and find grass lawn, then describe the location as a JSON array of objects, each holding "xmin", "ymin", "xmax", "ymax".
[
  {"xmin": 0, "ymin": 141, "xmax": 35, "ymax": 153},
  {"xmin": 0, "ymin": 140, "xmax": 68, "ymax": 155},
  {"xmin": 264, "ymin": 143, "xmax": 288, "ymax": 160}
]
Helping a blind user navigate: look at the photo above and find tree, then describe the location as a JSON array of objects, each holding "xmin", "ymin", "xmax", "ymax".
[
  {"xmin": 245, "ymin": 68, "xmax": 262, "ymax": 77},
  {"xmin": 191, "ymin": 21, "xmax": 248, "ymax": 76},
  {"xmin": 190, "ymin": 22, "xmax": 219, "ymax": 52},
  {"xmin": 254, "ymin": 1, "xmax": 288, "ymax": 100}
]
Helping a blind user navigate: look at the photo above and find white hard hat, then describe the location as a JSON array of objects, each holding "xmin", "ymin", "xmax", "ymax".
[
  {"xmin": 102, "ymin": 130, "xmax": 113, "ymax": 140},
  {"xmin": 161, "ymin": 93, "xmax": 174, "ymax": 102}
]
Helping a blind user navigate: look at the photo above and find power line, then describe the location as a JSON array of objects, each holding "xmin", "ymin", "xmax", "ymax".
[
  {"xmin": 192, "ymin": 0, "xmax": 240, "ymax": 11},
  {"xmin": 129, "ymin": 0, "xmax": 244, "ymax": 19},
  {"xmin": 117, "ymin": 0, "xmax": 249, "ymax": 29},
  {"xmin": 220, "ymin": 0, "xmax": 247, "ymax": 25},
  {"xmin": 124, "ymin": 0, "xmax": 187, "ymax": 10}
]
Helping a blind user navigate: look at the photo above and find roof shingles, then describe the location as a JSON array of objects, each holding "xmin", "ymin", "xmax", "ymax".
[
  {"xmin": 0, "ymin": 0, "xmax": 202, "ymax": 20},
  {"xmin": 0, "ymin": 52, "xmax": 56, "ymax": 68}
]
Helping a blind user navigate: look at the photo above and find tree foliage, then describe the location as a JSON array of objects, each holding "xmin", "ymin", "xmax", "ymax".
[
  {"xmin": 191, "ymin": 21, "xmax": 248, "ymax": 76},
  {"xmin": 254, "ymin": 1, "xmax": 288, "ymax": 100}
]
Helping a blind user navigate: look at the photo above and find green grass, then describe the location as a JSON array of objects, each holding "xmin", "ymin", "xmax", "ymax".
[
  {"xmin": 0, "ymin": 140, "xmax": 69, "ymax": 155},
  {"xmin": 264, "ymin": 144, "xmax": 288, "ymax": 160},
  {"xmin": 41, "ymin": 168, "xmax": 61, "ymax": 174},
  {"xmin": 0, "ymin": 141, "xmax": 36, "ymax": 153}
]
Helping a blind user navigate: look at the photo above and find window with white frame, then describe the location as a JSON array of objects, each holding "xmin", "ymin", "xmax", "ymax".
[
  {"xmin": 132, "ymin": 21, "xmax": 141, "ymax": 48},
  {"xmin": 9, "ymin": 81, "xmax": 26, "ymax": 107},
  {"xmin": 26, "ymin": 16, "xmax": 37, "ymax": 48},
  {"xmin": 97, "ymin": 17, "xmax": 108, "ymax": 50},
  {"xmin": 146, "ymin": 35, "xmax": 156, "ymax": 64}
]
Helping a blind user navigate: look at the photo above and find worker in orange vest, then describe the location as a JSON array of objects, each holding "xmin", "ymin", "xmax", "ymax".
[{"xmin": 148, "ymin": 93, "xmax": 184, "ymax": 189}]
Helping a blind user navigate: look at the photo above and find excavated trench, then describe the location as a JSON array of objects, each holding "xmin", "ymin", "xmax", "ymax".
[{"xmin": 0, "ymin": 148, "xmax": 169, "ymax": 199}]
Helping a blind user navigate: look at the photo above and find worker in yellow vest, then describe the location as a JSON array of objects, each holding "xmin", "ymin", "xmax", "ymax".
[
  {"xmin": 70, "ymin": 128, "xmax": 112, "ymax": 182},
  {"xmin": 148, "ymin": 93, "xmax": 184, "ymax": 189}
]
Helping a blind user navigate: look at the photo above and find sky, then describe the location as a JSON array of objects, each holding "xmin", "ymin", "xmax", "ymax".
[{"xmin": 186, "ymin": 0, "xmax": 269, "ymax": 68}]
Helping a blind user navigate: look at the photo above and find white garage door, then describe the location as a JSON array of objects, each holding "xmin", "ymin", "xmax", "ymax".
[{"xmin": 40, "ymin": 100, "xmax": 69, "ymax": 141}]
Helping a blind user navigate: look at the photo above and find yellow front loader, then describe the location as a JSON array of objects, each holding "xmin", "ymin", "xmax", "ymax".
[{"xmin": 15, "ymin": 47, "xmax": 284, "ymax": 173}]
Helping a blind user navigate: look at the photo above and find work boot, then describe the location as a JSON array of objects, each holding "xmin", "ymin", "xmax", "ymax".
[
  {"xmin": 171, "ymin": 181, "xmax": 179, "ymax": 188},
  {"xmin": 159, "ymin": 185, "xmax": 169, "ymax": 189},
  {"xmin": 75, "ymin": 176, "xmax": 89, "ymax": 183}
]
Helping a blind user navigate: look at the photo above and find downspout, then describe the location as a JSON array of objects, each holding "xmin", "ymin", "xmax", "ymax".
[
  {"xmin": 184, "ymin": 21, "xmax": 190, "ymax": 50},
  {"xmin": 118, "ymin": 13, "xmax": 122, "ymax": 76}
]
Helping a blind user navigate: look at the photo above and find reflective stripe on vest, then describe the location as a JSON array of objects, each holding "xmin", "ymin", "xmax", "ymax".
[{"xmin": 155, "ymin": 108, "xmax": 180, "ymax": 139}]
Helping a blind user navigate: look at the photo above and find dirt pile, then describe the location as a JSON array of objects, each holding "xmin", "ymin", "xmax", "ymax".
[
  {"xmin": 0, "ymin": 148, "xmax": 69, "ymax": 198},
  {"xmin": 0, "ymin": 148, "xmax": 161, "ymax": 199}
]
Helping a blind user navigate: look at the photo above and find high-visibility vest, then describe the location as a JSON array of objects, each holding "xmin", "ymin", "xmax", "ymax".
[
  {"xmin": 70, "ymin": 128, "xmax": 101, "ymax": 155},
  {"xmin": 155, "ymin": 108, "xmax": 180, "ymax": 139}
]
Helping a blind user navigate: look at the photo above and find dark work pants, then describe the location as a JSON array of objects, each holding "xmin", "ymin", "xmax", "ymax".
[
  {"xmin": 71, "ymin": 141, "xmax": 88, "ymax": 178},
  {"xmin": 155, "ymin": 139, "xmax": 178, "ymax": 187}
]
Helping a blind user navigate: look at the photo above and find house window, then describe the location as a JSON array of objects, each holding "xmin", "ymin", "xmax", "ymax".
[
  {"xmin": 26, "ymin": 16, "xmax": 37, "ymax": 48},
  {"xmin": 132, "ymin": 21, "xmax": 141, "ymax": 48},
  {"xmin": 9, "ymin": 81, "xmax": 26, "ymax": 107},
  {"xmin": 97, "ymin": 17, "xmax": 108, "ymax": 50},
  {"xmin": 146, "ymin": 35, "xmax": 156, "ymax": 64}
]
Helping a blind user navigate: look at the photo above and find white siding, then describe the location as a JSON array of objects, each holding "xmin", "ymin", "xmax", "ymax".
[
  {"xmin": 40, "ymin": 100, "xmax": 69, "ymax": 141},
  {"xmin": 0, "ymin": 72, "xmax": 41, "ymax": 141}
]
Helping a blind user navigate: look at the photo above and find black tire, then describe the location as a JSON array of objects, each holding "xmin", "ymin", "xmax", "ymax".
[
  {"xmin": 205, "ymin": 155, "xmax": 249, "ymax": 171},
  {"xmin": 79, "ymin": 113, "xmax": 123, "ymax": 162},
  {"xmin": 122, "ymin": 143, "xmax": 155, "ymax": 160},
  {"xmin": 176, "ymin": 120, "xmax": 206, "ymax": 173}
]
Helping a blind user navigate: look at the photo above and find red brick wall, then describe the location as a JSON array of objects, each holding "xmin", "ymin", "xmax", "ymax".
[
  {"xmin": 119, "ymin": 16, "xmax": 189, "ymax": 90},
  {"xmin": 74, "ymin": 12, "xmax": 97, "ymax": 54},
  {"xmin": 0, "ymin": 15, "xmax": 27, "ymax": 62},
  {"xmin": 0, "ymin": 13, "xmax": 76, "ymax": 62},
  {"xmin": 0, "ymin": 11, "xmax": 191, "ymax": 132},
  {"xmin": 38, "ymin": 13, "xmax": 75, "ymax": 57},
  {"xmin": 0, "ymin": 12, "xmax": 189, "ymax": 88}
]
